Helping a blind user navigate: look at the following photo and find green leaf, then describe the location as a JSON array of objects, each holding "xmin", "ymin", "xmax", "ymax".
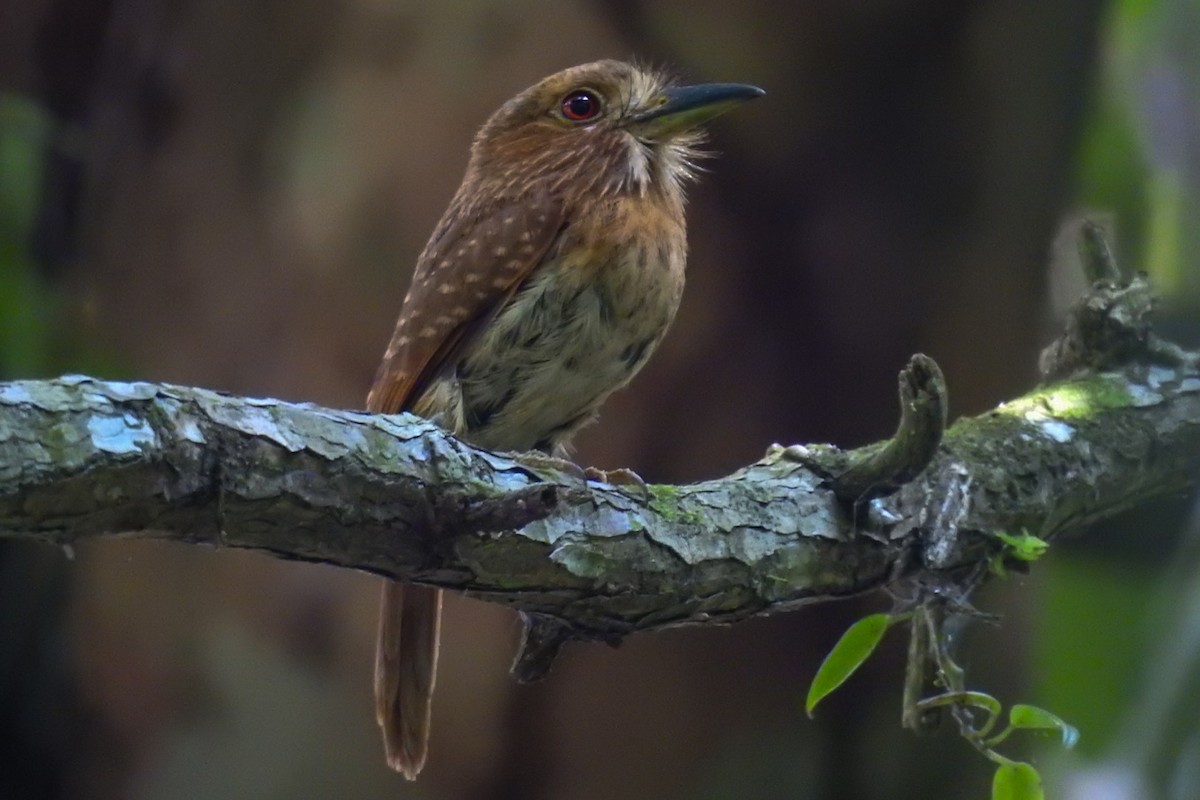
[
  {"xmin": 992, "ymin": 761, "xmax": 1044, "ymax": 800},
  {"xmin": 1009, "ymin": 704, "xmax": 1080, "ymax": 749},
  {"xmin": 806, "ymin": 613, "xmax": 892, "ymax": 717},
  {"xmin": 994, "ymin": 531, "xmax": 1049, "ymax": 561}
]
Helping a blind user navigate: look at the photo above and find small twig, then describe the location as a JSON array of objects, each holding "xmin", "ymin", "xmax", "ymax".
[
  {"xmin": 1039, "ymin": 222, "xmax": 1177, "ymax": 381},
  {"xmin": 902, "ymin": 610, "xmax": 932, "ymax": 732},
  {"xmin": 832, "ymin": 354, "xmax": 948, "ymax": 504},
  {"xmin": 1078, "ymin": 219, "xmax": 1121, "ymax": 283},
  {"xmin": 510, "ymin": 613, "xmax": 575, "ymax": 683}
]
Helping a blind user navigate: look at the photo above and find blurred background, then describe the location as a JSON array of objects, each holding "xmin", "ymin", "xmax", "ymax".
[{"xmin": 1, "ymin": 0, "xmax": 1198, "ymax": 798}]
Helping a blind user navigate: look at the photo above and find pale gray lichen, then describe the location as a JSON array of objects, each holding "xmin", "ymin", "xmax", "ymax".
[
  {"xmin": 90, "ymin": 380, "xmax": 160, "ymax": 402},
  {"xmin": 1039, "ymin": 420, "xmax": 1075, "ymax": 443},
  {"xmin": 1126, "ymin": 383, "xmax": 1164, "ymax": 407},
  {"xmin": 87, "ymin": 413, "xmax": 156, "ymax": 454},
  {"xmin": 1146, "ymin": 365, "xmax": 1176, "ymax": 389},
  {"xmin": 0, "ymin": 384, "xmax": 37, "ymax": 406}
]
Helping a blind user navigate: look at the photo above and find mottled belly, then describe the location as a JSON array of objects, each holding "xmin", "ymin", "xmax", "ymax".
[{"xmin": 455, "ymin": 245, "xmax": 684, "ymax": 453}]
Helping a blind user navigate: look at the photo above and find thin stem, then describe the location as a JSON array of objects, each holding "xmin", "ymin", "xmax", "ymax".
[{"xmin": 902, "ymin": 611, "xmax": 930, "ymax": 731}]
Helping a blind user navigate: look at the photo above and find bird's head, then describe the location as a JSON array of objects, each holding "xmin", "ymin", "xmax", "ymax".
[{"xmin": 467, "ymin": 60, "xmax": 764, "ymax": 201}]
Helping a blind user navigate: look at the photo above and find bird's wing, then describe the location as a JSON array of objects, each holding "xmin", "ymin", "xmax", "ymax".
[{"xmin": 366, "ymin": 190, "xmax": 565, "ymax": 414}]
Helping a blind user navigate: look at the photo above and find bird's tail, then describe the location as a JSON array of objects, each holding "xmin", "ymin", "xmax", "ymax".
[{"xmin": 375, "ymin": 581, "xmax": 442, "ymax": 779}]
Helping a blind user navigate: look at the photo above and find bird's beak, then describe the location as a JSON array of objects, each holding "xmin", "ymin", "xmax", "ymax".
[{"xmin": 628, "ymin": 82, "xmax": 765, "ymax": 138}]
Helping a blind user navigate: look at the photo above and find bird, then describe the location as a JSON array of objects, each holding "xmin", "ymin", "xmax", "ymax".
[{"xmin": 366, "ymin": 59, "xmax": 763, "ymax": 779}]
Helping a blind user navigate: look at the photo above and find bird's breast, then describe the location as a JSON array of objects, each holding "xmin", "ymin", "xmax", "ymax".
[{"xmin": 455, "ymin": 197, "xmax": 687, "ymax": 452}]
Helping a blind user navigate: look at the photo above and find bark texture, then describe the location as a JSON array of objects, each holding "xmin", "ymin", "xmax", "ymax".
[{"xmin": 2, "ymin": 310, "xmax": 1196, "ymax": 643}]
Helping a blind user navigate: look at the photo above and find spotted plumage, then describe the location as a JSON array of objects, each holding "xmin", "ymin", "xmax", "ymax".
[{"xmin": 368, "ymin": 59, "xmax": 763, "ymax": 779}]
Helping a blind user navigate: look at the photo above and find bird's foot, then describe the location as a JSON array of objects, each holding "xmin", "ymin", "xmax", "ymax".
[
  {"xmin": 511, "ymin": 451, "xmax": 588, "ymax": 483},
  {"xmin": 583, "ymin": 466, "xmax": 645, "ymax": 487},
  {"xmin": 511, "ymin": 453, "xmax": 649, "ymax": 496},
  {"xmin": 584, "ymin": 466, "xmax": 650, "ymax": 498}
]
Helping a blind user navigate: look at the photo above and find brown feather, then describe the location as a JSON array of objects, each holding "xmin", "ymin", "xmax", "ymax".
[
  {"xmin": 366, "ymin": 191, "xmax": 565, "ymax": 415},
  {"xmin": 368, "ymin": 188, "xmax": 564, "ymax": 780},
  {"xmin": 368, "ymin": 59, "xmax": 759, "ymax": 778},
  {"xmin": 374, "ymin": 583, "xmax": 441, "ymax": 779}
]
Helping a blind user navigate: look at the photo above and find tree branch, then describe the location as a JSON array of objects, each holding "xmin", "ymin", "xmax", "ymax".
[{"xmin": 1, "ymin": 281, "xmax": 1198, "ymax": 648}]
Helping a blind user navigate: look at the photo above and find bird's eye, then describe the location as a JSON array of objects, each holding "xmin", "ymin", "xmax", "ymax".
[{"xmin": 560, "ymin": 90, "xmax": 601, "ymax": 122}]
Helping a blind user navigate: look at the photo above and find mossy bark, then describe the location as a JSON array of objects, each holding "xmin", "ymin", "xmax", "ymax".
[{"xmin": 1, "ymin": 361, "xmax": 1196, "ymax": 641}]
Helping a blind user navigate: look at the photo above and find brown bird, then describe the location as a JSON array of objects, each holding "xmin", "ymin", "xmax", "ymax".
[{"xmin": 367, "ymin": 59, "xmax": 763, "ymax": 778}]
